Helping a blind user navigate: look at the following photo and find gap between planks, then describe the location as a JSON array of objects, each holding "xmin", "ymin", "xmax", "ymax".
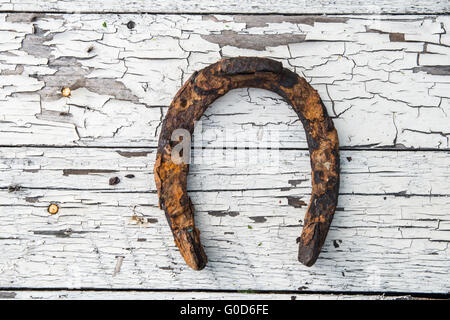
[
  {"xmin": 0, "ymin": 288, "xmax": 448, "ymax": 300},
  {"xmin": 1, "ymin": 14, "xmax": 449, "ymax": 149},
  {"xmin": 1, "ymin": 11, "xmax": 450, "ymax": 16}
]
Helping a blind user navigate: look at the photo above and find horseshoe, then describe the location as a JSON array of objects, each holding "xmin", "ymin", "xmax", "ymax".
[{"xmin": 154, "ymin": 57, "xmax": 340, "ymax": 270}]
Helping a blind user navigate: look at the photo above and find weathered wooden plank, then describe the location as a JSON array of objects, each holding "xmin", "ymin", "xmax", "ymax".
[
  {"xmin": 0, "ymin": 0, "xmax": 448, "ymax": 14},
  {"xmin": 1, "ymin": 14, "xmax": 449, "ymax": 149},
  {"xmin": 0, "ymin": 290, "xmax": 419, "ymax": 300},
  {"xmin": 1, "ymin": 10, "xmax": 449, "ymax": 295},
  {"xmin": 0, "ymin": 187, "xmax": 448, "ymax": 292},
  {"xmin": 0, "ymin": 148, "xmax": 449, "ymax": 196}
]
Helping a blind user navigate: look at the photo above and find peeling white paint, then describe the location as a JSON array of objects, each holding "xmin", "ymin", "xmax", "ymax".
[
  {"xmin": 0, "ymin": 14, "xmax": 448, "ymax": 148},
  {"xmin": 0, "ymin": 1, "xmax": 448, "ymax": 14},
  {"xmin": 0, "ymin": 290, "xmax": 417, "ymax": 300},
  {"xmin": 0, "ymin": 11, "xmax": 449, "ymax": 295}
]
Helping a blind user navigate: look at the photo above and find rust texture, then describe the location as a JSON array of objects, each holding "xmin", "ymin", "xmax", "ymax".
[{"xmin": 154, "ymin": 57, "xmax": 340, "ymax": 270}]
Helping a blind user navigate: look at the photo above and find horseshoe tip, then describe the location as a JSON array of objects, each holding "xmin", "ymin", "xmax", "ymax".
[
  {"xmin": 298, "ymin": 245, "xmax": 319, "ymax": 267},
  {"xmin": 187, "ymin": 259, "xmax": 207, "ymax": 271},
  {"xmin": 174, "ymin": 228, "xmax": 208, "ymax": 271}
]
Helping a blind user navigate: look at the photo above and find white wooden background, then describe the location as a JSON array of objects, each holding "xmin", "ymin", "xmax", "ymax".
[{"xmin": 0, "ymin": 1, "xmax": 449, "ymax": 299}]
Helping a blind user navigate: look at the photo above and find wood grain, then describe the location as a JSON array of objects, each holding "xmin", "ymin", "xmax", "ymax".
[
  {"xmin": 0, "ymin": 1, "xmax": 448, "ymax": 14},
  {"xmin": 0, "ymin": 10, "xmax": 449, "ymax": 295},
  {"xmin": 154, "ymin": 57, "xmax": 340, "ymax": 269},
  {"xmin": 0, "ymin": 147, "xmax": 448, "ymax": 292},
  {"xmin": 0, "ymin": 290, "xmax": 422, "ymax": 300}
]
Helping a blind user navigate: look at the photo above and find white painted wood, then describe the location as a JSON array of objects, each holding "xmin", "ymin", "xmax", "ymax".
[
  {"xmin": 0, "ymin": 147, "xmax": 449, "ymax": 196},
  {"xmin": 0, "ymin": 11, "xmax": 449, "ymax": 295},
  {"xmin": 0, "ymin": 14, "xmax": 449, "ymax": 149},
  {"xmin": 0, "ymin": 145, "xmax": 448, "ymax": 292},
  {"xmin": 0, "ymin": 189, "xmax": 448, "ymax": 292},
  {"xmin": 0, "ymin": 290, "xmax": 416, "ymax": 300},
  {"xmin": 0, "ymin": 0, "xmax": 448, "ymax": 14}
]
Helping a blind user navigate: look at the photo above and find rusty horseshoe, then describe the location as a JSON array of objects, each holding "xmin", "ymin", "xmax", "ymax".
[{"xmin": 154, "ymin": 57, "xmax": 340, "ymax": 270}]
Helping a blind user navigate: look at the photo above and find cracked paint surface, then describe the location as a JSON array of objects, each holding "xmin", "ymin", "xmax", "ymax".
[
  {"xmin": 0, "ymin": 12, "xmax": 449, "ymax": 294},
  {"xmin": 0, "ymin": 14, "xmax": 449, "ymax": 148},
  {"xmin": 0, "ymin": 146, "xmax": 449, "ymax": 291},
  {"xmin": 0, "ymin": 1, "xmax": 448, "ymax": 14}
]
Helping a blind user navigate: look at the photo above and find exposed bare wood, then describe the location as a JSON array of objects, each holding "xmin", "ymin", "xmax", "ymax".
[
  {"xmin": 0, "ymin": 8, "xmax": 449, "ymax": 296},
  {"xmin": 0, "ymin": 147, "xmax": 448, "ymax": 292},
  {"xmin": 0, "ymin": 189, "xmax": 448, "ymax": 291},
  {"xmin": 0, "ymin": 147, "xmax": 449, "ymax": 195}
]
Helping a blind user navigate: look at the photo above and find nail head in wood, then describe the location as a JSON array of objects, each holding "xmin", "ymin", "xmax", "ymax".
[
  {"xmin": 48, "ymin": 204, "xmax": 59, "ymax": 215},
  {"xmin": 61, "ymin": 87, "xmax": 71, "ymax": 97}
]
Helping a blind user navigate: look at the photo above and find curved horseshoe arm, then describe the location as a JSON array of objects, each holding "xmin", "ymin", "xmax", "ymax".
[{"xmin": 154, "ymin": 57, "xmax": 340, "ymax": 270}]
